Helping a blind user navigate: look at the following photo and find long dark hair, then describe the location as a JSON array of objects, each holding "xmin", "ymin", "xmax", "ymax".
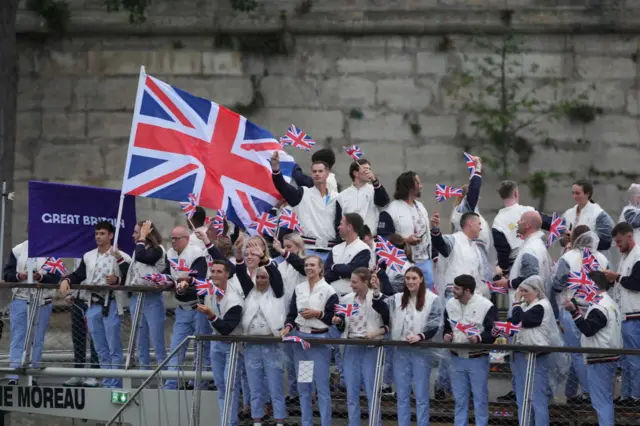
[
  {"xmin": 394, "ymin": 171, "xmax": 418, "ymax": 201},
  {"xmin": 401, "ymin": 266, "xmax": 426, "ymax": 311},
  {"xmin": 137, "ymin": 221, "xmax": 162, "ymax": 247}
]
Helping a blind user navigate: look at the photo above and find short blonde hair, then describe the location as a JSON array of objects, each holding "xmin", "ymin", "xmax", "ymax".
[{"xmin": 283, "ymin": 233, "xmax": 306, "ymax": 257}]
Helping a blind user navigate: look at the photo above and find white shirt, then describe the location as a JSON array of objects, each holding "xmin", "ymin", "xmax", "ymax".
[{"xmin": 339, "ymin": 183, "xmax": 381, "ymax": 235}]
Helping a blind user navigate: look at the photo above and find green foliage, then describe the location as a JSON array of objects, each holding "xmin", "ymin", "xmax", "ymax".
[
  {"xmin": 349, "ymin": 108, "xmax": 364, "ymax": 120},
  {"xmin": 525, "ymin": 171, "xmax": 576, "ymax": 211},
  {"xmin": 448, "ymin": 30, "xmax": 589, "ymax": 179},
  {"xmin": 229, "ymin": 0, "xmax": 258, "ymax": 12},
  {"xmin": 26, "ymin": 0, "xmax": 71, "ymax": 34},
  {"xmin": 565, "ymin": 103, "xmax": 601, "ymax": 123}
]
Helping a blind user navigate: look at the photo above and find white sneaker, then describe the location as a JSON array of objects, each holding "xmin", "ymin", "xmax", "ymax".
[
  {"xmin": 63, "ymin": 377, "xmax": 84, "ymax": 387},
  {"xmin": 83, "ymin": 377, "xmax": 100, "ymax": 387}
]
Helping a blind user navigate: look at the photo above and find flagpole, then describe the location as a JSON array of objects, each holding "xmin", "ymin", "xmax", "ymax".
[
  {"xmin": 0, "ymin": 181, "xmax": 6, "ymax": 264},
  {"xmin": 106, "ymin": 66, "xmax": 147, "ymax": 310}
]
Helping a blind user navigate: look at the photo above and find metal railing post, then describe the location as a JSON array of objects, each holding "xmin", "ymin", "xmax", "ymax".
[
  {"xmin": 190, "ymin": 339, "xmax": 204, "ymax": 426},
  {"xmin": 368, "ymin": 344, "xmax": 385, "ymax": 426},
  {"xmin": 105, "ymin": 335, "xmax": 195, "ymax": 426},
  {"xmin": 20, "ymin": 287, "xmax": 43, "ymax": 370},
  {"xmin": 221, "ymin": 342, "xmax": 239, "ymax": 426},
  {"xmin": 519, "ymin": 351, "xmax": 537, "ymax": 426},
  {"xmin": 125, "ymin": 293, "xmax": 145, "ymax": 369}
]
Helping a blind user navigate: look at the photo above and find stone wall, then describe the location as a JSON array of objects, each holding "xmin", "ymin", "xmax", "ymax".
[{"xmin": 10, "ymin": 0, "xmax": 640, "ymax": 244}]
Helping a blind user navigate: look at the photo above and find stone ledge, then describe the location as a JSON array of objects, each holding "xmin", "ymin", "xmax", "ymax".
[{"xmin": 16, "ymin": 7, "xmax": 640, "ymax": 36}]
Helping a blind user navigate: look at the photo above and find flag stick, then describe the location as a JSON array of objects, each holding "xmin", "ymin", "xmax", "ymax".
[{"xmin": 0, "ymin": 181, "xmax": 6, "ymax": 264}]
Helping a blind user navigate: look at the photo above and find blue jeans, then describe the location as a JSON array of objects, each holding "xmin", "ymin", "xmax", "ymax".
[
  {"xmin": 292, "ymin": 330, "xmax": 332, "ymax": 426},
  {"xmin": 244, "ymin": 343, "xmax": 287, "ymax": 420},
  {"xmin": 86, "ymin": 301, "xmax": 123, "ymax": 388},
  {"xmin": 513, "ymin": 353, "xmax": 550, "ymax": 426},
  {"xmin": 622, "ymin": 320, "xmax": 640, "ymax": 399},
  {"xmin": 284, "ymin": 342, "xmax": 298, "ymax": 396},
  {"xmin": 164, "ymin": 306, "xmax": 211, "ymax": 389},
  {"xmin": 211, "ymin": 341, "xmax": 241, "ymax": 426},
  {"xmin": 9, "ymin": 299, "xmax": 53, "ymax": 380},
  {"xmin": 450, "ymin": 355, "xmax": 489, "ymax": 426},
  {"xmin": 586, "ymin": 362, "xmax": 617, "ymax": 426},
  {"xmin": 394, "ymin": 347, "xmax": 432, "ymax": 426},
  {"xmin": 344, "ymin": 345, "xmax": 380, "ymax": 426},
  {"xmin": 415, "ymin": 258, "xmax": 434, "ymax": 291},
  {"xmin": 560, "ymin": 310, "xmax": 589, "ymax": 397},
  {"xmin": 129, "ymin": 294, "xmax": 167, "ymax": 369},
  {"xmin": 383, "ymin": 345, "xmax": 393, "ymax": 386}
]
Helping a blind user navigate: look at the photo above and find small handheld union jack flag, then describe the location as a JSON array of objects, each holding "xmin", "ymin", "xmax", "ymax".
[
  {"xmin": 283, "ymin": 335, "xmax": 311, "ymax": 350},
  {"xmin": 42, "ymin": 257, "xmax": 68, "ymax": 275},
  {"xmin": 278, "ymin": 207, "xmax": 304, "ymax": 233},
  {"xmin": 279, "ymin": 124, "xmax": 316, "ymax": 151},
  {"xmin": 567, "ymin": 270, "xmax": 597, "ymax": 292},
  {"xmin": 449, "ymin": 319, "xmax": 480, "ymax": 336},
  {"xmin": 375, "ymin": 236, "xmax": 407, "ymax": 273},
  {"xmin": 343, "ymin": 145, "xmax": 364, "ymax": 161},
  {"xmin": 483, "ymin": 280, "xmax": 507, "ymax": 294},
  {"xmin": 194, "ymin": 278, "xmax": 225, "ymax": 297},
  {"xmin": 248, "ymin": 211, "xmax": 279, "ymax": 237},
  {"xmin": 435, "ymin": 184, "xmax": 464, "ymax": 202},
  {"xmin": 141, "ymin": 273, "xmax": 174, "ymax": 284},
  {"xmin": 179, "ymin": 193, "xmax": 198, "ymax": 220},
  {"xmin": 546, "ymin": 213, "xmax": 567, "ymax": 248},
  {"xmin": 335, "ymin": 303, "xmax": 360, "ymax": 317},
  {"xmin": 169, "ymin": 258, "xmax": 197, "ymax": 275},
  {"xmin": 464, "ymin": 152, "xmax": 476, "ymax": 176},
  {"xmin": 493, "ymin": 321, "xmax": 521, "ymax": 337},
  {"xmin": 575, "ymin": 287, "xmax": 603, "ymax": 305},
  {"xmin": 212, "ymin": 210, "xmax": 225, "ymax": 236},
  {"xmin": 582, "ymin": 248, "xmax": 600, "ymax": 273}
]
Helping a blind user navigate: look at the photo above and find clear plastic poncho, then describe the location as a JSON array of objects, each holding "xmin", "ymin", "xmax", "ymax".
[
  {"xmin": 519, "ymin": 275, "xmax": 570, "ymax": 395},
  {"xmin": 620, "ymin": 183, "xmax": 640, "ymax": 243}
]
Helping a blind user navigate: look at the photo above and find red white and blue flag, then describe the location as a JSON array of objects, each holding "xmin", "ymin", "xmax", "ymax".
[
  {"xmin": 575, "ymin": 287, "xmax": 603, "ymax": 305},
  {"xmin": 435, "ymin": 184, "xmax": 463, "ymax": 202},
  {"xmin": 208, "ymin": 210, "xmax": 225, "ymax": 236},
  {"xmin": 278, "ymin": 207, "xmax": 304, "ymax": 233},
  {"xmin": 375, "ymin": 236, "xmax": 407, "ymax": 273},
  {"xmin": 335, "ymin": 303, "xmax": 360, "ymax": 317},
  {"xmin": 567, "ymin": 270, "xmax": 596, "ymax": 290},
  {"xmin": 279, "ymin": 124, "xmax": 316, "ymax": 151},
  {"xmin": 582, "ymin": 248, "xmax": 601, "ymax": 273},
  {"xmin": 493, "ymin": 321, "xmax": 521, "ymax": 337},
  {"xmin": 484, "ymin": 280, "xmax": 507, "ymax": 294},
  {"xmin": 449, "ymin": 319, "xmax": 480, "ymax": 336},
  {"xmin": 283, "ymin": 335, "xmax": 311, "ymax": 350},
  {"xmin": 169, "ymin": 258, "xmax": 197, "ymax": 275},
  {"xmin": 122, "ymin": 71, "xmax": 295, "ymax": 234},
  {"xmin": 248, "ymin": 211, "xmax": 279, "ymax": 237},
  {"xmin": 141, "ymin": 273, "xmax": 174, "ymax": 284},
  {"xmin": 344, "ymin": 145, "xmax": 364, "ymax": 160},
  {"xmin": 194, "ymin": 278, "xmax": 225, "ymax": 297},
  {"xmin": 180, "ymin": 193, "xmax": 198, "ymax": 219},
  {"xmin": 464, "ymin": 152, "xmax": 476, "ymax": 175},
  {"xmin": 546, "ymin": 213, "xmax": 567, "ymax": 248},
  {"xmin": 42, "ymin": 257, "xmax": 68, "ymax": 275}
]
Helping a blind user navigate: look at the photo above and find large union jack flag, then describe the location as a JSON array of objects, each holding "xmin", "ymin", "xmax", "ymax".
[
  {"xmin": 122, "ymin": 70, "xmax": 295, "ymax": 233},
  {"xmin": 375, "ymin": 236, "xmax": 407, "ymax": 273}
]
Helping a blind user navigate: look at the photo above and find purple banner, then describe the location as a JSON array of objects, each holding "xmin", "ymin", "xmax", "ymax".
[{"xmin": 28, "ymin": 181, "xmax": 136, "ymax": 258}]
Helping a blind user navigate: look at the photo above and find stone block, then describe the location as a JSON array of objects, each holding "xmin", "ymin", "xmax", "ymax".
[
  {"xmin": 42, "ymin": 113, "xmax": 86, "ymax": 139},
  {"xmin": 404, "ymin": 143, "xmax": 464, "ymax": 178},
  {"xmin": 16, "ymin": 112, "xmax": 41, "ymax": 141},
  {"xmin": 517, "ymin": 115, "xmax": 584, "ymax": 142},
  {"xmin": 584, "ymin": 115, "xmax": 640, "ymax": 145},
  {"xmin": 521, "ymin": 53, "xmax": 566, "ymax": 78},
  {"xmin": 34, "ymin": 144, "xmax": 104, "ymax": 181},
  {"xmin": 168, "ymin": 77, "xmax": 254, "ymax": 107},
  {"xmin": 36, "ymin": 51, "xmax": 88, "ymax": 75},
  {"xmin": 376, "ymin": 79, "xmax": 434, "ymax": 111},
  {"xmin": 418, "ymin": 115, "xmax": 458, "ymax": 139},
  {"xmin": 349, "ymin": 112, "xmax": 413, "ymax": 142},
  {"xmin": 599, "ymin": 146, "xmax": 640, "ymax": 173},
  {"xmin": 576, "ymin": 56, "xmax": 636, "ymax": 80},
  {"xmin": 17, "ymin": 78, "xmax": 41, "ymax": 111},
  {"xmin": 626, "ymin": 91, "xmax": 640, "ymax": 116},
  {"xmin": 87, "ymin": 113, "xmax": 134, "ymax": 138},
  {"xmin": 336, "ymin": 54, "xmax": 414, "ymax": 75},
  {"xmin": 563, "ymin": 81, "xmax": 627, "ymax": 112},
  {"xmin": 14, "ymin": 139, "xmax": 35, "ymax": 180},
  {"xmin": 570, "ymin": 35, "xmax": 640, "ymax": 56},
  {"xmin": 103, "ymin": 142, "xmax": 129, "ymax": 180},
  {"xmin": 250, "ymin": 108, "xmax": 343, "ymax": 140},
  {"xmin": 336, "ymin": 142, "xmax": 405, "ymax": 177},
  {"xmin": 416, "ymin": 52, "xmax": 449, "ymax": 76},
  {"xmin": 42, "ymin": 78, "xmax": 72, "ymax": 110},
  {"xmin": 89, "ymin": 50, "xmax": 203, "ymax": 75},
  {"xmin": 260, "ymin": 76, "xmax": 320, "ymax": 108},
  {"xmin": 74, "ymin": 77, "xmax": 140, "ymax": 111},
  {"xmin": 528, "ymin": 147, "xmax": 592, "ymax": 174},
  {"xmin": 462, "ymin": 53, "xmax": 522, "ymax": 79},
  {"xmin": 263, "ymin": 50, "xmax": 334, "ymax": 77},
  {"xmin": 202, "ymin": 51, "xmax": 243, "ymax": 76},
  {"xmin": 318, "ymin": 77, "xmax": 376, "ymax": 108}
]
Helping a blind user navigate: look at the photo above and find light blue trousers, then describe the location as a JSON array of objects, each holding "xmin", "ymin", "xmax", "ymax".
[
  {"xmin": 164, "ymin": 306, "xmax": 212, "ymax": 389},
  {"xmin": 129, "ymin": 294, "xmax": 167, "ymax": 369},
  {"xmin": 622, "ymin": 320, "xmax": 640, "ymax": 399},
  {"xmin": 586, "ymin": 362, "xmax": 617, "ymax": 426},
  {"xmin": 450, "ymin": 355, "xmax": 490, "ymax": 426},
  {"xmin": 86, "ymin": 302, "xmax": 123, "ymax": 388},
  {"xmin": 244, "ymin": 343, "xmax": 288, "ymax": 420},
  {"xmin": 292, "ymin": 330, "xmax": 332, "ymax": 426},
  {"xmin": 513, "ymin": 353, "xmax": 550, "ymax": 426},
  {"xmin": 284, "ymin": 342, "xmax": 298, "ymax": 396},
  {"xmin": 393, "ymin": 347, "xmax": 432, "ymax": 426},
  {"xmin": 9, "ymin": 299, "xmax": 53, "ymax": 380},
  {"xmin": 211, "ymin": 341, "xmax": 241, "ymax": 426},
  {"xmin": 344, "ymin": 345, "xmax": 380, "ymax": 426},
  {"xmin": 560, "ymin": 310, "xmax": 589, "ymax": 397}
]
